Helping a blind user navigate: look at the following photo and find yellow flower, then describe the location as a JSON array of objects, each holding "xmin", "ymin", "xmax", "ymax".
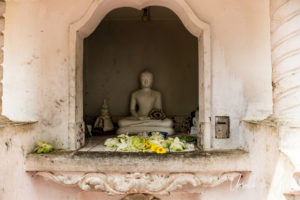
[
  {"xmin": 156, "ymin": 147, "xmax": 166, "ymax": 154},
  {"xmin": 151, "ymin": 144, "xmax": 158, "ymax": 152},
  {"xmin": 143, "ymin": 142, "xmax": 151, "ymax": 150}
]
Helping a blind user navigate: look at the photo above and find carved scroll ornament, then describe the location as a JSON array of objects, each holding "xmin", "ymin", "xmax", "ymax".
[{"xmin": 36, "ymin": 172, "xmax": 242, "ymax": 195}]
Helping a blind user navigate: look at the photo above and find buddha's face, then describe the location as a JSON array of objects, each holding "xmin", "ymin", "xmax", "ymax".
[{"xmin": 140, "ymin": 72, "xmax": 153, "ymax": 89}]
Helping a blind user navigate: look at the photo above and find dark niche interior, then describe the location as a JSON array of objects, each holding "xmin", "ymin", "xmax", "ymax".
[{"xmin": 83, "ymin": 6, "xmax": 199, "ymax": 134}]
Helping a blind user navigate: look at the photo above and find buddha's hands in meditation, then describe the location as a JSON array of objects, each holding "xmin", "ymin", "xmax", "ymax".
[
  {"xmin": 131, "ymin": 111, "xmax": 150, "ymax": 121},
  {"xmin": 138, "ymin": 116, "xmax": 150, "ymax": 120}
]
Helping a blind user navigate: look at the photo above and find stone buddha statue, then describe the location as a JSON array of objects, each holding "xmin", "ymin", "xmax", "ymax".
[{"xmin": 117, "ymin": 71, "xmax": 174, "ymax": 135}]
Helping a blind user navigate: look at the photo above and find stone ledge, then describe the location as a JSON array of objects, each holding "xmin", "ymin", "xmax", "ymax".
[
  {"xmin": 0, "ymin": 115, "xmax": 37, "ymax": 127},
  {"xmin": 25, "ymin": 149, "xmax": 250, "ymax": 172},
  {"xmin": 244, "ymin": 115, "xmax": 300, "ymax": 128}
]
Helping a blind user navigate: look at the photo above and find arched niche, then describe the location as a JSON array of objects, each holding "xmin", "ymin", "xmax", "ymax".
[{"xmin": 68, "ymin": 0, "xmax": 211, "ymax": 150}]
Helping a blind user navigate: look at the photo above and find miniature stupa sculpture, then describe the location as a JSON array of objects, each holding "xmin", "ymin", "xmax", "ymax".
[{"xmin": 94, "ymin": 99, "xmax": 114, "ymax": 132}]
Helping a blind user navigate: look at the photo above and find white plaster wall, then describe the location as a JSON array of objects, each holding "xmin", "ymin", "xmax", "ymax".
[
  {"xmin": 0, "ymin": 125, "xmax": 79, "ymax": 200},
  {"xmin": 1, "ymin": 1, "xmax": 298, "ymax": 200},
  {"xmin": 2, "ymin": 0, "xmax": 272, "ymax": 149},
  {"xmin": 186, "ymin": 0, "xmax": 272, "ymax": 120},
  {"xmin": 185, "ymin": 0, "xmax": 272, "ymax": 148},
  {"xmin": 3, "ymin": 0, "xmax": 93, "ymax": 148}
]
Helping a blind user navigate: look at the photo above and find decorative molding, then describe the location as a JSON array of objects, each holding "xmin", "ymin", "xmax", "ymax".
[
  {"xmin": 271, "ymin": 10, "xmax": 300, "ymax": 34},
  {"xmin": 36, "ymin": 172, "xmax": 242, "ymax": 195},
  {"xmin": 271, "ymin": 29, "xmax": 300, "ymax": 52},
  {"xmin": 68, "ymin": 0, "xmax": 212, "ymax": 150},
  {"xmin": 271, "ymin": 0, "xmax": 300, "ymax": 125}
]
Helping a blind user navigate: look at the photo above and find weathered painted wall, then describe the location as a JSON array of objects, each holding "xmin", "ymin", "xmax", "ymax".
[
  {"xmin": 186, "ymin": 0, "xmax": 273, "ymax": 118},
  {"xmin": 2, "ymin": 0, "xmax": 272, "ymax": 149},
  {"xmin": 1, "ymin": 0, "xmax": 299, "ymax": 200},
  {"xmin": 1, "ymin": 123, "xmax": 289, "ymax": 200},
  {"xmin": 0, "ymin": 0, "xmax": 4, "ymax": 115},
  {"xmin": 1, "ymin": 0, "xmax": 288, "ymax": 199},
  {"xmin": 271, "ymin": 0, "xmax": 300, "ymax": 125},
  {"xmin": 185, "ymin": 0, "xmax": 272, "ymax": 148},
  {"xmin": 269, "ymin": 0, "xmax": 300, "ymax": 199},
  {"xmin": 3, "ymin": 0, "xmax": 94, "ymax": 148},
  {"xmin": 0, "ymin": 125, "xmax": 78, "ymax": 200}
]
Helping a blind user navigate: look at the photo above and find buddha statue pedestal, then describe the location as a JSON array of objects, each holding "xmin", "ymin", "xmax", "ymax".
[
  {"xmin": 117, "ymin": 71, "xmax": 174, "ymax": 135},
  {"xmin": 117, "ymin": 117, "xmax": 174, "ymax": 135}
]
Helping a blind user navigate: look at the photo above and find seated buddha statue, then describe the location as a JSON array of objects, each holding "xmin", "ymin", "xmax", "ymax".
[{"xmin": 117, "ymin": 71, "xmax": 174, "ymax": 135}]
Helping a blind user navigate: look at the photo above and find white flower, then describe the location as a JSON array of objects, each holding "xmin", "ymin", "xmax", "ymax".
[
  {"xmin": 170, "ymin": 137, "xmax": 185, "ymax": 151},
  {"xmin": 116, "ymin": 138, "xmax": 129, "ymax": 151},
  {"xmin": 150, "ymin": 132, "xmax": 164, "ymax": 140},
  {"xmin": 104, "ymin": 138, "xmax": 120, "ymax": 147}
]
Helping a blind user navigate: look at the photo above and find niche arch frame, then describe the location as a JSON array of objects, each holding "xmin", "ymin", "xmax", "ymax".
[{"xmin": 68, "ymin": 0, "xmax": 212, "ymax": 150}]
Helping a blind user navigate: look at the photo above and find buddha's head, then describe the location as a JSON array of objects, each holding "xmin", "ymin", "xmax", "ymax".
[{"xmin": 140, "ymin": 71, "xmax": 153, "ymax": 89}]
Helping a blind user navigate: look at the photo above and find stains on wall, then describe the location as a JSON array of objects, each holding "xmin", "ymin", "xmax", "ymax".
[
  {"xmin": 0, "ymin": 0, "xmax": 5, "ymax": 114},
  {"xmin": 5, "ymin": 138, "xmax": 11, "ymax": 151}
]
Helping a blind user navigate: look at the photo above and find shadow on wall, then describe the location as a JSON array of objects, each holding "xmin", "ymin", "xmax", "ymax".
[{"xmin": 83, "ymin": 6, "xmax": 199, "ymax": 123}]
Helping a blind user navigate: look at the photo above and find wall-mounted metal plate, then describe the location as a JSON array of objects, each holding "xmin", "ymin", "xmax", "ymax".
[{"xmin": 215, "ymin": 116, "xmax": 230, "ymax": 139}]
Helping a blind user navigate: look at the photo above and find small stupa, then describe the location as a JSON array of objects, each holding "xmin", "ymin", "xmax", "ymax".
[{"xmin": 94, "ymin": 99, "xmax": 114, "ymax": 132}]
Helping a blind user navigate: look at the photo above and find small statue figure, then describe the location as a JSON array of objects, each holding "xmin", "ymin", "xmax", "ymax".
[
  {"xmin": 190, "ymin": 109, "xmax": 199, "ymax": 136},
  {"xmin": 94, "ymin": 99, "xmax": 114, "ymax": 132},
  {"xmin": 117, "ymin": 71, "xmax": 174, "ymax": 135}
]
